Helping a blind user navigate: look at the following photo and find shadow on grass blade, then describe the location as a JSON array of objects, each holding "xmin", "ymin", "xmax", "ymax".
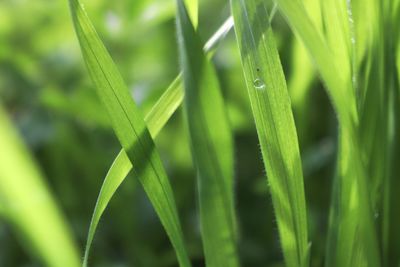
[
  {"xmin": 68, "ymin": 1, "xmax": 191, "ymax": 266},
  {"xmin": 80, "ymin": 13, "xmax": 235, "ymax": 264}
]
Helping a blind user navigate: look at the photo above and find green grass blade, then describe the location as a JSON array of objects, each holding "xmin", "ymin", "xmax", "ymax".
[
  {"xmin": 288, "ymin": 39, "xmax": 315, "ymax": 144},
  {"xmin": 183, "ymin": 0, "xmax": 198, "ymax": 28},
  {"xmin": 288, "ymin": 0, "xmax": 321, "ymax": 145},
  {"xmin": 0, "ymin": 105, "xmax": 80, "ymax": 267},
  {"xmin": 82, "ymin": 149, "xmax": 131, "ymax": 265},
  {"xmin": 326, "ymin": 128, "xmax": 380, "ymax": 267},
  {"xmin": 176, "ymin": 1, "xmax": 239, "ymax": 266},
  {"xmin": 356, "ymin": 0, "xmax": 390, "ymax": 213},
  {"xmin": 68, "ymin": 1, "xmax": 191, "ymax": 266},
  {"xmin": 83, "ymin": 76, "xmax": 183, "ymax": 266},
  {"xmin": 397, "ymin": 40, "xmax": 400, "ymax": 87},
  {"xmin": 82, "ymin": 16, "xmax": 234, "ymax": 264},
  {"xmin": 353, "ymin": 0, "xmax": 379, "ymax": 71},
  {"xmin": 145, "ymin": 75, "xmax": 184, "ymax": 137},
  {"xmin": 321, "ymin": 0, "xmax": 352, "ymax": 86},
  {"xmin": 288, "ymin": 0, "xmax": 320, "ymax": 142},
  {"xmin": 325, "ymin": 1, "xmax": 382, "ymax": 266},
  {"xmin": 230, "ymin": 1, "xmax": 308, "ymax": 266},
  {"xmin": 273, "ymin": 1, "xmax": 380, "ymax": 266},
  {"xmin": 273, "ymin": 0, "xmax": 357, "ymax": 127}
]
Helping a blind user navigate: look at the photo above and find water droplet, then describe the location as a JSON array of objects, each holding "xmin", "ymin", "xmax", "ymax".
[
  {"xmin": 374, "ymin": 212, "xmax": 379, "ymax": 219},
  {"xmin": 253, "ymin": 78, "xmax": 266, "ymax": 90}
]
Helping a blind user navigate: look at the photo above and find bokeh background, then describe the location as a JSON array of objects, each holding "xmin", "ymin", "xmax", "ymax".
[{"xmin": 2, "ymin": 0, "xmax": 394, "ymax": 266}]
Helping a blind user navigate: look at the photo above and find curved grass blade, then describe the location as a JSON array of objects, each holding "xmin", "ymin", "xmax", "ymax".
[
  {"xmin": 176, "ymin": 0, "xmax": 239, "ymax": 266},
  {"xmin": 288, "ymin": 0, "xmax": 321, "ymax": 144},
  {"xmin": 82, "ymin": 150, "xmax": 131, "ymax": 266},
  {"xmin": 273, "ymin": 1, "xmax": 380, "ymax": 266},
  {"xmin": 288, "ymin": 40, "xmax": 315, "ymax": 143},
  {"xmin": 230, "ymin": 0, "xmax": 308, "ymax": 266},
  {"xmin": 0, "ymin": 105, "xmax": 80, "ymax": 267},
  {"xmin": 273, "ymin": 0, "xmax": 357, "ymax": 127},
  {"xmin": 82, "ymin": 16, "xmax": 234, "ymax": 264},
  {"xmin": 68, "ymin": 1, "xmax": 191, "ymax": 266},
  {"xmin": 321, "ymin": 0, "xmax": 352, "ymax": 87}
]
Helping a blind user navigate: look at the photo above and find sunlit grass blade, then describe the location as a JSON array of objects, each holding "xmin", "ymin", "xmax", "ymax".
[
  {"xmin": 327, "ymin": 1, "xmax": 386, "ymax": 266},
  {"xmin": 82, "ymin": 15, "xmax": 234, "ymax": 264},
  {"xmin": 0, "ymin": 105, "xmax": 80, "ymax": 267},
  {"xmin": 145, "ymin": 76, "xmax": 184, "ymax": 137},
  {"xmin": 183, "ymin": 0, "xmax": 198, "ymax": 28},
  {"xmin": 68, "ymin": 1, "xmax": 191, "ymax": 266},
  {"xmin": 353, "ymin": 0, "xmax": 379, "ymax": 69},
  {"xmin": 288, "ymin": 0, "xmax": 321, "ymax": 145},
  {"xmin": 397, "ymin": 40, "xmax": 400, "ymax": 86},
  {"xmin": 321, "ymin": 0, "xmax": 352, "ymax": 86},
  {"xmin": 356, "ymin": 0, "xmax": 389, "ymax": 213},
  {"xmin": 325, "ymin": 130, "xmax": 380, "ymax": 267},
  {"xmin": 273, "ymin": 1, "xmax": 380, "ymax": 266},
  {"xmin": 230, "ymin": 0, "xmax": 308, "ymax": 266},
  {"xmin": 176, "ymin": 0, "xmax": 239, "ymax": 266},
  {"xmin": 273, "ymin": 0, "xmax": 356, "ymax": 126},
  {"xmin": 288, "ymin": 40, "xmax": 315, "ymax": 144}
]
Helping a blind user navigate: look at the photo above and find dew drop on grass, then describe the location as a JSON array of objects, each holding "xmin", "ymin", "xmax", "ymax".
[{"xmin": 253, "ymin": 78, "xmax": 266, "ymax": 90}]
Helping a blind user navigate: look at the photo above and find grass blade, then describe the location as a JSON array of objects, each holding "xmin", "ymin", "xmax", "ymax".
[
  {"xmin": 0, "ymin": 105, "xmax": 80, "ymax": 267},
  {"xmin": 230, "ymin": 1, "xmax": 308, "ymax": 266},
  {"xmin": 288, "ymin": 0, "xmax": 321, "ymax": 145},
  {"xmin": 273, "ymin": 1, "xmax": 380, "ymax": 266},
  {"xmin": 68, "ymin": 1, "xmax": 191, "ymax": 266},
  {"xmin": 176, "ymin": 0, "xmax": 239, "ymax": 266},
  {"xmin": 82, "ymin": 16, "xmax": 234, "ymax": 264},
  {"xmin": 273, "ymin": 0, "xmax": 357, "ymax": 126},
  {"xmin": 397, "ymin": 40, "xmax": 400, "ymax": 86},
  {"xmin": 321, "ymin": 0, "xmax": 352, "ymax": 85},
  {"xmin": 82, "ymin": 150, "xmax": 131, "ymax": 265},
  {"xmin": 183, "ymin": 0, "xmax": 198, "ymax": 28}
]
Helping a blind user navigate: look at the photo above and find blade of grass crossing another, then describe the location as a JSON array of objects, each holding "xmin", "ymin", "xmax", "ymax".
[
  {"xmin": 0, "ymin": 105, "xmax": 80, "ymax": 267},
  {"xmin": 176, "ymin": 0, "xmax": 239, "ymax": 266},
  {"xmin": 68, "ymin": 1, "xmax": 191, "ymax": 266},
  {"xmin": 82, "ymin": 15, "xmax": 235, "ymax": 264},
  {"xmin": 230, "ymin": 1, "xmax": 309, "ymax": 266}
]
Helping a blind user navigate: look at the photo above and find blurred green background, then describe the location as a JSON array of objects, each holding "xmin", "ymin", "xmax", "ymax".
[{"xmin": 0, "ymin": 0, "xmax": 358, "ymax": 266}]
